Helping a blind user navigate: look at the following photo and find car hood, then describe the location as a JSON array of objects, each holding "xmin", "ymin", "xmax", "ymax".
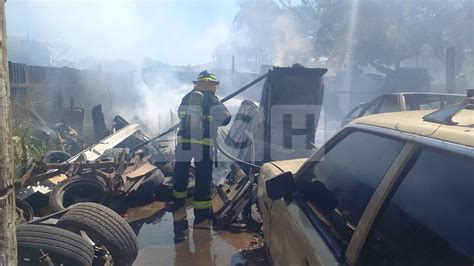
[{"xmin": 269, "ymin": 158, "xmax": 307, "ymax": 174}]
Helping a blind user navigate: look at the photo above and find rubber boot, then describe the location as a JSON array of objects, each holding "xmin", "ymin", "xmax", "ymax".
[
  {"xmin": 167, "ymin": 198, "xmax": 186, "ymax": 213},
  {"xmin": 173, "ymin": 218, "xmax": 189, "ymax": 243},
  {"xmin": 193, "ymin": 208, "xmax": 211, "ymax": 226}
]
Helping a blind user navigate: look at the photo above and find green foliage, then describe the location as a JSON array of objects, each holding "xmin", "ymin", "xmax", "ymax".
[
  {"xmin": 12, "ymin": 124, "xmax": 59, "ymax": 178},
  {"xmin": 282, "ymin": 0, "xmax": 474, "ymax": 70}
]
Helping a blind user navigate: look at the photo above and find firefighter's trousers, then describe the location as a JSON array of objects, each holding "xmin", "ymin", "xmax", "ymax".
[{"xmin": 173, "ymin": 142, "xmax": 213, "ymax": 210}]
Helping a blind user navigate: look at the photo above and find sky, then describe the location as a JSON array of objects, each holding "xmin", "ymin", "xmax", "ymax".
[{"xmin": 6, "ymin": 0, "xmax": 240, "ymax": 65}]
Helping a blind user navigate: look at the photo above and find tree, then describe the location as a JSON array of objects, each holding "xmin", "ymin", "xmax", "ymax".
[
  {"xmin": 281, "ymin": 0, "xmax": 474, "ymax": 73},
  {"xmin": 0, "ymin": 0, "xmax": 17, "ymax": 264}
]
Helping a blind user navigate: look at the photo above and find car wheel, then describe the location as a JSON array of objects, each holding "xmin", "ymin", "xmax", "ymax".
[
  {"xmin": 15, "ymin": 198, "xmax": 34, "ymax": 224},
  {"xmin": 49, "ymin": 174, "xmax": 106, "ymax": 212},
  {"xmin": 57, "ymin": 202, "xmax": 139, "ymax": 266},
  {"xmin": 42, "ymin": 150, "xmax": 71, "ymax": 164},
  {"xmin": 17, "ymin": 224, "xmax": 94, "ymax": 266}
]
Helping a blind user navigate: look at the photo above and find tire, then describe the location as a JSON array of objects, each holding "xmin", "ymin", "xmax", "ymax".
[
  {"xmin": 15, "ymin": 198, "xmax": 34, "ymax": 224},
  {"xmin": 99, "ymin": 148, "xmax": 129, "ymax": 163},
  {"xmin": 17, "ymin": 224, "xmax": 94, "ymax": 266},
  {"xmin": 49, "ymin": 174, "xmax": 106, "ymax": 212},
  {"xmin": 57, "ymin": 202, "xmax": 139, "ymax": 266},
  {"xmin": 42, "ymin": 150, "xmax": 71, "ymax": 163}
]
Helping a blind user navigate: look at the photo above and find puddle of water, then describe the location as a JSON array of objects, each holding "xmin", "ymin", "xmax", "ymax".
[{"xmin": 126, "ymin": 201, "xmax": 268, "ymax": 266}]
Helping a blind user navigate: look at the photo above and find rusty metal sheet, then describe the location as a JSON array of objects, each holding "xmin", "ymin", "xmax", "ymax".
[{"xmin": 126, "ymin": 163, "xmax": 156, "ymax": 180}]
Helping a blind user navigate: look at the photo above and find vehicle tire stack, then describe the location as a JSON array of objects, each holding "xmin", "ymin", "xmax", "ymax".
[
  {"xmin": 57, "ymin": 202, "xmax": 139, "ymax": 266},
  {"xmin": 17, "ymin": 203, "xmax": 139, "ymax": 266}
]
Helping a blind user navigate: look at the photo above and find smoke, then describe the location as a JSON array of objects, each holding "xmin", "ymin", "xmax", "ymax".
[
  {"xmin": 213, "ymin": 1, "xmax": 315, "ymax": 72},
  {"xmin": 272, "ymin": 13, "xmax": 314, "ymax": 67},
  {"xmin": 131, "ymin": 72, "xmax": 191, "ymax": 135},
  {"xmin": 6, "ymin": 0, "xmax": 235, "ymax": 66},
  {"xmin": 6, "ymin": 0, "xmax": 238, "ymax": 136}
]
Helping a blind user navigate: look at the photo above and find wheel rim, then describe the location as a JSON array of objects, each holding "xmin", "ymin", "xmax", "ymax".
[{"xmin": 80, "ymin": 231, "xmax": 114, "ymax": 266}]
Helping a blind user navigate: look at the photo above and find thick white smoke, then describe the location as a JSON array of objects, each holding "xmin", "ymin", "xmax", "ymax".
[
  {"xmin": 132, "ymin": 72, "xmax": 192, "ymax": 135},
  {"xmin": 213, "ymin": 1, "xmax": 315, "ymax": 72}
]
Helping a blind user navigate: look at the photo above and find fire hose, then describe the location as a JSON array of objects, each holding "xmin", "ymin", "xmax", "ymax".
[{"xmin": 214, "ymin": 129, "xmax": 261, "ymax": 170}]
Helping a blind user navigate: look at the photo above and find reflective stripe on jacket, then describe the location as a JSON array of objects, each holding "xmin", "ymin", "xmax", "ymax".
[{"xmin": 177, "ymin": 136, "xmax": 214, "ymax": 146}]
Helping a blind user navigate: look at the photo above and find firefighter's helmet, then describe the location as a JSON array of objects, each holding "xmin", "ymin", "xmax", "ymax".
[{"xmin": 194, "ymin": 70, "xmax": 219, "ymax": 84}]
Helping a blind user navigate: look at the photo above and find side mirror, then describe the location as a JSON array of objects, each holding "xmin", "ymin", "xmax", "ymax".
[{"xmin": 266, "ymin": 172, "xmax": 296, "ymax": 200}]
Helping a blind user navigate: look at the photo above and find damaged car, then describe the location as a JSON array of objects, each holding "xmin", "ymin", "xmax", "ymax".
[
  {"xmin": 258, "ymin": 91, "xmax": 474, "ymax": 265},
  {"xmin": 341, "ymin": 92, "xmax": 465, "ymax": 127}
]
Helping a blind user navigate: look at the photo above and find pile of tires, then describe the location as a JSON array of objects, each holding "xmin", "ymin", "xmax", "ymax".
[
  {"xmin": 17, "ymin": 203, "xmax": 139, "ymax": 266},
  {"xmin": 57, "ymin": 203, "xmax": 139, "ymax": 266}
]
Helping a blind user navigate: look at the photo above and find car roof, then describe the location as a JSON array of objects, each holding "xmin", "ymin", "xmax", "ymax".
[{"xmin": 351, "ymin": 110, "xmax": 474, "ymax": 147}]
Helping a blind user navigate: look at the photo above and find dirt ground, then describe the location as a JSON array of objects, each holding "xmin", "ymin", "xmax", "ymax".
[{"xmin": 123, "ymin": 201, "xmax": 270, "ymax": 266}]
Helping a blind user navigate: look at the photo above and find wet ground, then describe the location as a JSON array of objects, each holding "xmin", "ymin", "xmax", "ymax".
[{"xmin": 123, "ymin": 201, "xmax": 270, "ymax": 266}]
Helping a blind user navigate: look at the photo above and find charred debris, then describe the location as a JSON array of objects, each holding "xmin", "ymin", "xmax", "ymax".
[
  {"xmin": 9, "ymin": 62, "xmax": 327, "ymax": 265},
  {"xmin": 13, "ymin": 65, "xmax": 327, "ymax": 229}
]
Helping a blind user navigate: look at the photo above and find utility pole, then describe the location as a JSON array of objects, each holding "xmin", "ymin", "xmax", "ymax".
[
  {"xmin": 0, "ymin": 0, "xmax": 17, "ymax": 264},
  {"xmin": 446, "ymin": 47, "xmax": 456, "ymax": 94}
]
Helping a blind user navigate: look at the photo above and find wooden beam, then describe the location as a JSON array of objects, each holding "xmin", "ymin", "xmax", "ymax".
[{"xmin": 0, "ymin": 0, "xmax": 17, "ymax": 265}]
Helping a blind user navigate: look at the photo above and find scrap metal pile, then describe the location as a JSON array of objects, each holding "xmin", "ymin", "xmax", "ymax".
[
  {"xmin": 12, "ymin": 65, "xmax": 327, "ymax": 265},
  {"xmin": 13, "ymin": 108, "xmax": 182, "ymax": 265}
]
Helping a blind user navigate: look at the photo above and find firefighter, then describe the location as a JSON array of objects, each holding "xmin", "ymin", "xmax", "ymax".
[{"xmin": 171, "ymin": 70, "xmax": 231, "ymax": 225}]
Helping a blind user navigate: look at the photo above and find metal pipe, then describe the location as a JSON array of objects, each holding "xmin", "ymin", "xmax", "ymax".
[{"xmin": 220, "ymin": 73, "xmax": 267, "ymax": 103}]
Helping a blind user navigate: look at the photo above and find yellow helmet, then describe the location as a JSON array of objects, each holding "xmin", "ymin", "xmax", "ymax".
[{"xmin": 193, "ymin": 70, "xmax": 219, "ymax": 84}]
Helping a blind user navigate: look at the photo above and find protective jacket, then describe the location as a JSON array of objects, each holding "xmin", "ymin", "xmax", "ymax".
[{"xmin": 177, "ymin": 90, "xmax": 231, "ymax": 145}]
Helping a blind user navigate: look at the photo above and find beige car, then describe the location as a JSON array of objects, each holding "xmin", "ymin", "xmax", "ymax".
[{"xmin": 257, "ymin": 93, "xmax": 474, "ymax": 266}]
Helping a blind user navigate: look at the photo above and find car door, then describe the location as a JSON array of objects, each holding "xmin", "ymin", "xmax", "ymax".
[
  {"xmin": 267, "ymin": 129, "xmax": 406, "ymax": 265},
  {"xmin": 356, "ymin": 146, "xmax": 474, "ymax": 265}
]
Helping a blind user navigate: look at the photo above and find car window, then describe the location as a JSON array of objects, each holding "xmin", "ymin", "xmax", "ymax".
[
  {"xmin": 347, "ymin": 105, "xmax": 366, "ymax": 119},
  {"xmin": 360, "ymin": 97, "xmax": 382, "ymax": 116},
  {"xmin": 300, "ymin": 131, "xmax": 404, "ymax": 246},
  {"xmin": 358, "ymin": 150, "xmax": 474, "ymax": 266},
  {"xmin": 405, "ymin": 95, "xmax": 464, "ymax": 110},
  {"xmin": 377, "ymin": 95, "xmax": 400, "ymax": 113}
]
